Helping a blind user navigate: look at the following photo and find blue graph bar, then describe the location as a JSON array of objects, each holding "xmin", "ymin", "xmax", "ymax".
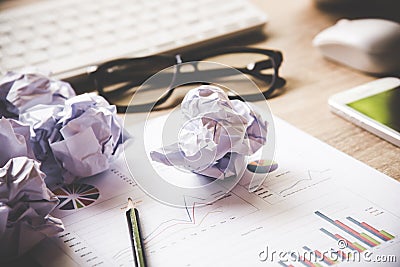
[
  {"xmin": 278, "ymin": 261, "xmax": 290, "ymax": 267},
  {"xmin": 315, "ymin": 211, "xmax": 334, "ymax": 223}
]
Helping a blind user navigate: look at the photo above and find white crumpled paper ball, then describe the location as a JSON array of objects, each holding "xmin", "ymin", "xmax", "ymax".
[
  {"xmin": 0, "ymin": 70, "xmax": 76, "ymax": 119},
  {"xmin": 151, "ymin": 85, "xmax": 268, "ymax": 179},
  {"xmin": 0, "ymin": 157, "xmax": 64, "ymax": 260}
]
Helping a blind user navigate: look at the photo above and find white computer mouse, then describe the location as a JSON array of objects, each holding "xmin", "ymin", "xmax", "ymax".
[{"xmin": 313, "ymin": 19, "xmax": 400, "ymax": 75}]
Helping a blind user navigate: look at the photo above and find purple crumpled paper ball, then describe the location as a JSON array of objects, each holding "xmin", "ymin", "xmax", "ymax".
[
  {"xmin": 20, "ymin": 93, "xmax": 125, "ymax": 184},
  {"xmin": 0, "ymin": 157, "xmax": 64, "ymax": 260},
  {"xmin": 0, "ymin": 70, "xmax": 75, "ymax": 119}
]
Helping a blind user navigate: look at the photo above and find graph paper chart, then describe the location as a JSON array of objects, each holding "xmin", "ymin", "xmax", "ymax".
[{"xmin": 34, "ymin": 117, "xmax": 400, "ymax": 267}]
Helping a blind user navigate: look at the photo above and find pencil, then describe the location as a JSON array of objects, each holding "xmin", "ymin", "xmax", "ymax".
[{"xmin": 126, "ymin": 198, "xmax": 147, "ymax": 267}]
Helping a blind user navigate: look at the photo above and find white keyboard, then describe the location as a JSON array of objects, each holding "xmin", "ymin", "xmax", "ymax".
[{"xmin": 0, "ymin": 0, "xmax": 267, "ymax": 79}]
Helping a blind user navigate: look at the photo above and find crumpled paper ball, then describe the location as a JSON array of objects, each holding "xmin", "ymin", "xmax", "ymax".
[
  {"xmin": 0, "ymin": 157, "xmax": 64, "ymax": 260},
  {"xmin": 150, "ymin": 85, "xmax": 268, "ymax": 179},
  {"xmin": 0, "ymin": 117, "xmax": 35, "ymax": 167},
  {"xmin": 49, "ymin": 93, "xmax": 124, "ymax": 183},
  {"xmin": 20, "ymin": 93, "xmax": 125, "ymax": 184},
  {"xmin": 0, "ymin": 70, "xmax": 75, "ymax": 119},
  {"xmin": 19, "ymin": 104, "xmax": 65, "ymax": 186}
]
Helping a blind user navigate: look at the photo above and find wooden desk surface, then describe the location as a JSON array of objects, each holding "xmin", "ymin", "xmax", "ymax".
[{"xmin": 251, "ymin": 0, "xmax": 400, "ymax": 181}]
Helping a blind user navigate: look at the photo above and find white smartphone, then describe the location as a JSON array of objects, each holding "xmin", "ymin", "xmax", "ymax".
[{"xmin": 329, "ymin": 77, "xmax": 400, "ymax": 147}]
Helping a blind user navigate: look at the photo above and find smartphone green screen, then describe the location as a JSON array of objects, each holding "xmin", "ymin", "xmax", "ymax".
[{"xmin": 347, "ymin": 86, "xmax": 400, "ymax": 132}]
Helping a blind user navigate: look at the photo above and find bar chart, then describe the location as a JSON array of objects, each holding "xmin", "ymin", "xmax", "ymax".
[
  {"xmin": 316, "ymin": 211, "xmax": 394, "ymax": 250},
  {"xmin": 278, "ymin": 210, "xmax": 397, "ymax": 267}
]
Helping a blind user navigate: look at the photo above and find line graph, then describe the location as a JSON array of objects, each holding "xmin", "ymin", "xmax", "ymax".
[
  {"xmin": 244, "ymin": 169, "xmax": 332, "ymax": 204},
  {"xmin": 146, "ymin": 208, "xmax": 224, "ymax": 250},
  {"xmin": 278, "ymin": 169, "xmax": 327, "ymax": 195},
  {"xmin": 144, "ymin": 195, "xmax": 217, "ymax": 244},
  {"xmin": 140, "ymin": 192, "xmax": 259, "ymax": 253}
]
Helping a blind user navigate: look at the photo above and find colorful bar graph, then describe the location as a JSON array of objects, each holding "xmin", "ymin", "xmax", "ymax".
[
  {"xmin": 316, "ymin": 211, "xmax": 395, "ymax": 248},
  {"xmin": 346, "ymin": 216, "xmax": 395, "ymax": 241},
  {"xmin": 295, "ymin": 212, "xmax": 397, "ymax": 267}
]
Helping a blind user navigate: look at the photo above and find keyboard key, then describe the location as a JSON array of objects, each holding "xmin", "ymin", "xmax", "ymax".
[
  {"xmin": 28, "ymin": 39, "xmax": 50, "ymax": 50},
  {"xmin": 39, "ymin": 13, "xmax": 57, "ymax": 24},
  {"xmin": 26, "ymin": 50, "xmax": 49, "ymax": 64},
  {"xmin": 51, "ymin": 32, "xmax": 73, "ymax": 45},
  {"xmin": 93, "ymin": 33, "xmax": 115, "ymax": 47},
  {"xmin": 58, "ymin": 20, "xmax": 78, "ymax": 31},
  {"xmin": 11, "ymin": 29, "xmax": 34, "ymax": 42},
  {"xmin": 75, "ymin": 28, "xmax": 92, "ymax": 39},
  {"xmin": 95, "ymin": 22, "xmax": 115, "ymax": 34},
  {"xmin": 0, "ymin": 35, "xmax": 11, "ymax": 45},
  {"xmin": 73, "ymin": 39, "xmax": 94, "ymax": 52},
  {"xmin": 17, "ymin": 18, "xmax": 33, "ymax": 29},
  {"xmin": 36, "ymin": 25, "xmax": 56, "ymax": 37},
  {"xmin": 0, "ymin": 24, "xmax": 12, "ymax": 35},
  {"xmin": 48, "ymin": 46, "xmax": 72, "ymax": 59},
  {"xmin": 3, "ymin": 57, "xmax": 26, "ymax": 70},
  {"xmin": 4, "ymin": 44, "xmax": 25, "ymax": 56}
]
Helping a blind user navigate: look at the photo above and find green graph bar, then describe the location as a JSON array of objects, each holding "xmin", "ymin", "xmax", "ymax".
[
  {"xmin": 360, "ymin": 233, "xmax": 380, "ymax": 246},
  {"xmin": 353, "ymin": 242, "xmax": 366, "ymax": 251},
  {"xmin": 314, "ymin": 263, "xmax": 324, "ymax": 267},
  {"xmin": 380, "ymin": 230, "xmax": 395, "ymax": 240}
]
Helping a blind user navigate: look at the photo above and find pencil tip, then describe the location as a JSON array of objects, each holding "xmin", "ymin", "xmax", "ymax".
[{"xmin": 127, "ymin": 197, "xmax": 134, "ymax": 209}]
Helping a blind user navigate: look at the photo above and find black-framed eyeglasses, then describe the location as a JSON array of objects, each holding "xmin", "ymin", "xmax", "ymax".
[{"xmin": 91, "ymin": 47, "xmax": 286, "ymax": 113}]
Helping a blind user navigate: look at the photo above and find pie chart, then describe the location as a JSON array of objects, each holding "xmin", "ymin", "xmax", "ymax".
[
  {"xmin": 53, "ymin": 183, "xmax": 100, "ymax": 210},
  {"xmin": 247, "ymin": 159, "xmax": 278, "ymax": 174}
]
